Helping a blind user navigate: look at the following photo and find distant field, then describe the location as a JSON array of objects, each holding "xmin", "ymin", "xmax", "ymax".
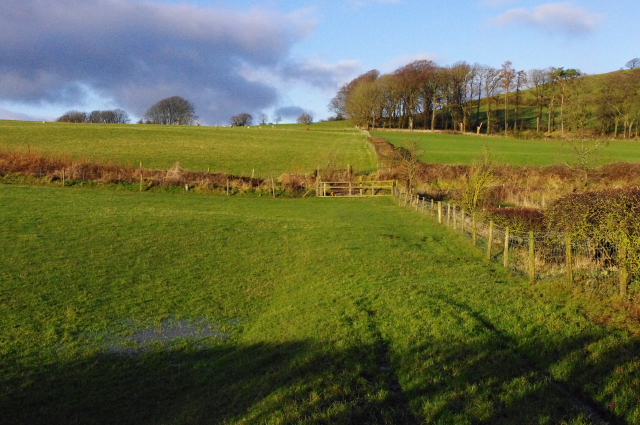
[
  {"xmin": 1, "ymin": 184, "xmax": 638, "ymax": 423},
  {"xmin": 0, "ymin": 120, "xmax": 375, "ymax": 176},
  {"xmin": 373, "ymin": 130, "xmax": 640, "ymax": 166}
]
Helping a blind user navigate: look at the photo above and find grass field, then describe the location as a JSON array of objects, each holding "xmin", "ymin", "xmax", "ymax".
[
  {"xmin": 2, "ymin": 184, "xmax": 639, "ymax": 424},
  {"xmin": 0, "ymin": 120, "xmax": 375, "ymax": 177},
  {"xmin": 373, "ymin": 130, "xmax": 640, "ymax": 166}
]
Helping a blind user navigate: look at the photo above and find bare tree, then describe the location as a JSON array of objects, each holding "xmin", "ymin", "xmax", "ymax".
[
  {"xmin": 482, "ymin": 67, "xmax": 501, "ymax": 134},
  {"xmin": 625, "ymin": 58, "xmax": 640, "ymax": 69},
  {"xmin": 550, "ymin": 68, "xmax": 581, "ymax": 135},
  {"xmin": 513, "ymin": 70, "xmax": 527, "ymax": 131},
  {"xmin": 500, "ymin": 61, "xmax": 515, "ymax": 135},
  {"xmin": 144, "ymin": 96, "xmax": 197, "ymax": 125},
  {"xmin": 297, "ymin": 113, "xmax": 313, "ymax": 130},
  {"xmin": 274, "ymin": 115, "xmax": 282, "ymax": 125},
  {"xmin": 527, "ymin": 68, "xmax": 552, "ymax": 132},
  {"xmin": 57, "ymin": 110, "xmax": 87, "ymax": 123},
  {"xmin": 259, "ymin": 113, "xmax": 268, "ymax": 125},
  {"xmin": 230, "ymin": 113, "xmax": 252, "ymax": 126},
  {"xmin": 113, "ymin": 109, "xmax": 130, "ymax": 124}
]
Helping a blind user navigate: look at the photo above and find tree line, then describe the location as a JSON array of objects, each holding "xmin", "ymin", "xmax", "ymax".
[
  {"xmin": 57, "ymin": 109, "xmax": 130, "ymax": 124},
  {"xmin": 330, "ymin": 59, "xmax": 640, "ymax": 137},
  {"xmin": 56, "ymin": 96, "xmax": 198, "ymax": 126}
]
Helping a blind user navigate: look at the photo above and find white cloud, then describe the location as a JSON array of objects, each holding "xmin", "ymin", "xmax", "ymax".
[{"xmin": 491, "ymin": 2, "xmax": 604, "ymax": 35}]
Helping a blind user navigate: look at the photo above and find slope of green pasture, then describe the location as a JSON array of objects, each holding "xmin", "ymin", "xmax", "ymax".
[
  {"xmin": 0, "ymin": 120, "xmax": 375, "ymax": 176},
  {"xmin": 1, "ymin": 185, "xmax": 638, "ymax": 423},
  {"xmin": 373, "ymin": 130, "xmax": 640, "ymax": 166}
]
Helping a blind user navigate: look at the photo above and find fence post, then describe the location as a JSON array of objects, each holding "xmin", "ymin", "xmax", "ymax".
[
  {"xmin": 529, "ymin": 231, "xmax": 535, "ymax": 284},
  {"xmin": 438, "ymin": 201, "xmax": 442, "ymax": 224},
  {"xmin": 139, "ymin": 161, "xmax": 143, "ymax": 192},
  {"xmin": 430, "ymin": 199, "xmax": 434, "ymax": 212},
  {"xmin": 487, "ymin": 221, "xmax": 494, "ymax": 260},
  {"xmin": 461, "ymin": 208, "xmax": 465, "ymax": 234},
  {"xmin": 415, "ymin": 195, "xmax": 419, "ymax": 211},
  {"xmin": 62, "ymin": 168, "xmax": 65, "ymax": 187},
  {"xmin": 565, "ymin": 234, "xmax": 573, "ymax": 284},
  {"xmin": 503, "ymin": 227, "xmax": 510, "ymax": 268},
  {"xmin": 472, "ymin": 213, "xmax": 477, "ymax": 246},
  {"xmin": 447, "ymin": 203, "xmax": 451, "ymax": 226},
  {"xmin": 453, "ymin": 204, "xmax": 457, "ymax": 230},
  {"xmin": 619, "ymin": 245, "xmax": 629, "ymax": 298}
]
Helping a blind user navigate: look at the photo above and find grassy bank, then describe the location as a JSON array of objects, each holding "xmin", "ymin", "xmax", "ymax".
[
  {"xmin": 373, "ymin": 130, "xmax": 640, "ymax": 166},
  {"xmin": 0, "ymin": 120, "xmax": 376, "ymax": 176},
  {"xmin": 1, "ymin": 185, "xmax": 638, "ymax": 423}
]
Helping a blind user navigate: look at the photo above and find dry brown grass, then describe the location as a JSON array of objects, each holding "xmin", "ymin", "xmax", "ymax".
[{"xmin": 0, "ymin": 150, "xmax": 279, "ymax": 193}]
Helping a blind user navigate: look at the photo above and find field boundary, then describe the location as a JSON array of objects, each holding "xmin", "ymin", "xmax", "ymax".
[
  {"xmin": 395, "ymin": 190, "xmax": 637, "ymax": 301},
  {"xmin": 317, "ymin": 180, "xmax": 395, "ymax": 197}
]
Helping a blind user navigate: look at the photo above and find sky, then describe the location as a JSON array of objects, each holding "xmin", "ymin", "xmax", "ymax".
[{"xmin": 0, "ymin": 0, "xmax": 637, "ymax": 125}]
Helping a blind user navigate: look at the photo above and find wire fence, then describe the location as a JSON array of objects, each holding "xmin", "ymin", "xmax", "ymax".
[{"xmin": 395, "ymin": 190, "xmax": 637, "ymax": 301}]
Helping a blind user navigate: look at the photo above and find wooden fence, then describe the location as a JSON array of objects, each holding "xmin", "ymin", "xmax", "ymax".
[
  {"xmin": 395, "ymin": 191, "xmax": 636, "ymax": 300},
  {"xmin": 317, "ymin": 180, "xmax": 395, "ymax": 197}
]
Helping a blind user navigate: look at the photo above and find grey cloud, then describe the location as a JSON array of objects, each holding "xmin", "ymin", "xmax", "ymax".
[
  {"xmin": 0, "ymin": 108, "xmax": 49, "ymax": 122},
  {"xmin": 274, "ymin": 106, "xmax": 307, "ymax": 119},
  {"xmin": 277, "ymin": 59, "xmax": 361, "ymax": 91},
  {"xmin": 0, "ymin": 0, "xmax": 315, "ymax": 123},
  {"xmin": 491, "ymin": 2, "xmax": 604, "ymax": 35}
]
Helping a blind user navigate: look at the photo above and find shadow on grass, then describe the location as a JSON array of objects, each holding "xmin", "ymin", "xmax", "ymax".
[
  {"xmin": 400, "ymin": 295, "xmax": 637, "ymax": 424},
  {"xmin": 1, "ymin": 325, "xmax": 638, "ymax": 424},
  {"xmin": 0, "ymin": 339, "xmax": 418, "ymax": 425}
]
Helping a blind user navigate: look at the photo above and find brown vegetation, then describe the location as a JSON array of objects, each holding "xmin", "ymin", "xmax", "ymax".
[{"xmin": 0, "ymin": 150, "xmax": 288, "ymax": 194}]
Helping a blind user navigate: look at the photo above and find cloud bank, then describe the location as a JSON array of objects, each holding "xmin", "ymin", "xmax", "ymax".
[
  {"xmin": 0, "ymin": 0, "xmax": 352, "ymax": 123},
  {"xmin": 491, "ymin": 2, "xmax": 604, "ymax": 36}
]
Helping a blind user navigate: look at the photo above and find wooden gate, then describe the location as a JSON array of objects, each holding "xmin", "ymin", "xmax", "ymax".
[{"xmin": 317, "ymin": 180, "xmax": 395, "ymax": 197}]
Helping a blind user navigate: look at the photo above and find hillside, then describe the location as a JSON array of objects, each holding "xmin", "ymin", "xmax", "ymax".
[{"xmin": 0, "ymin": 120, "xmax": 376, "ymax": 177}]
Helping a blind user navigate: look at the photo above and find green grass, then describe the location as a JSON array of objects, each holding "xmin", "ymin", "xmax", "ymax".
[
  {"xmin": 0, "ymin": 120, "xmax": 376, "ymax": 176},
  {"xmin": 1, "ymin": 184, "xmax": 639, "ymax": 424},
  {"xmin": 373, "ymin": 130, "xmax": 640, "ymax": 166}
]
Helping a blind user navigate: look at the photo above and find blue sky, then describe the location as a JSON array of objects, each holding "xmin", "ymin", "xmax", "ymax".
[{"xmin": 0, "ymin": 0, "xmax": 636, "ymax": 124}]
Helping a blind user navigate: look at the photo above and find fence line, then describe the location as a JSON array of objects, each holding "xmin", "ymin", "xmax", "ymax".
[{"xmin": 394, "ymin": 190, "xmax": 634, "ymax": 299}]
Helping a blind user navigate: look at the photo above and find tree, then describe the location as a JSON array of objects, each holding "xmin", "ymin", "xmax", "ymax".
[
  {"xmin": 144, "ymin": 96, "xmax": 197, "ymax": 125},
  {"xmin": 527, "ymin": 68, "xmax": 552, "ymax": 132},
  {"xmin": 513, "ymin": 70, "xmax": 527, "ymax": 131},
  {"xmin": 113, "ymin": 109, "xmax": 130, "ymax": 124},
  {"xmin": 500, "ymin": 60, "xmax": 515, "ymax": 135},
  {"xmin": 259, "ymin": 113, "xmax": 268, "ymax": 125},
  {"xmin": 274, "ymin": 115, "xmax": 282, "ymax": 125},
  {"xmin": 394, "ymin": 140, "xmax": 422, "ymax": 195},
  {"xmin": 230, "ymin": 113, "xmax": 252, "ymax": 126},
  {"xmin": 296, "ymin": 113, "xmax": 313, "ymax": 124},
  {"xmin": 550, "ymin": 68, "xmax": 581, "ymax": 135},
  {"xmin": 481, "ymin": 67, "xmax": 501, "ymax": 134},
  {"xmin": 625, "ymin": 58, "xmax": 640, "ymax": 69},
  {"xmin": 57, "ymin": 110, "xmax": 87, "ymax": 123},
  {"xmin": 297, "ymin": 113, "xmax": 313, "ymax": 130}
]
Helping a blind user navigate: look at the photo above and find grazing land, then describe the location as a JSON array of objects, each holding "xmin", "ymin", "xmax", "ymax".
[
  {"xmin": 372, "ymin": 130, "xmax": 640, "ymax": 166},
  {"xmin": 0, "ymin": 120, "xmax": 375, "ymax": 176},
  {"xmin": 1, "ymin": 185, "xmax": 639, "ymax": 424}
]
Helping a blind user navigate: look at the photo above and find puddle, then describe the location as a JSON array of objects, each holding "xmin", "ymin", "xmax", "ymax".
[
  {"xmin": 95, "ymin": 317, "xmax": 236, "ymax": 355},
  {"xmin": 129, "ymin": 318, "xmax": 229, "ymax": 344}
]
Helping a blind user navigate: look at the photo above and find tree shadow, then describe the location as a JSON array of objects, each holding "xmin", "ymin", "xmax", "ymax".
[
  {"xmin": 0, "ymin": 339, "xmax": 418, "ymax": 425},
  {"xmin": 398, "ymin": 294, "xmax": 636, "ymax": 424},
  {"xmin": 2, "ymin": 307, "xmax": 638, "ymax": 424}
]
